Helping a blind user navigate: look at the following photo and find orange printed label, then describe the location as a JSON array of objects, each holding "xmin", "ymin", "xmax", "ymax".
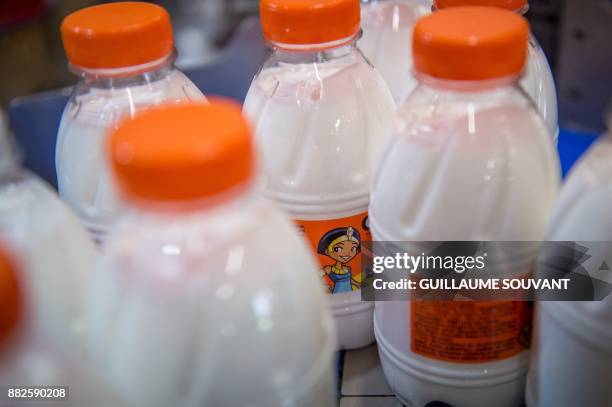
[
  {"xmin": 410, "ymin": 301, "xmax": 532, "ymax": 363},
  {"xmin": 296, "ymin": 212, "xmax": 370, "ymax": 295}
]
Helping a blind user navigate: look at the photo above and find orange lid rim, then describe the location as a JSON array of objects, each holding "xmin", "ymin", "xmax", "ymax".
[
  {"xmin": 259, "ymin": 0, "xmax": 361, "ymax": 45},
  {"xmin": 67, "ymin": 50, "xmax": 176, "ymax": 75},
  {"xmin": 412, "ymin": 7, "xmax": 529, "ymax": 81},
  {"xmin": 125, "ymin": 175, "xmax": 256, "ymax": 211},
  {"xmin": 434, "ymin": 0, "xmax": 528, "ymax": 11}
]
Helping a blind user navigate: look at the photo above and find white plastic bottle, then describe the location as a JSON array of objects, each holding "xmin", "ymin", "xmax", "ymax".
[
  {"xmin": 526, "ymin": 124, "xmax": 612, "ymax": 407},
  {"xmin": 244, "ymin": 0, "xmax": 396, "ymax": 350},
  {"xmin": 0, "ymin": 129, "xmax": 96, "ymax": 351},
  {"xmin": 433, "ymin": 0, "xmax": 558, "ymax": 141},
  {"xmin": 369, "ymin": 8, "xmax": 560, "ymax": 406},
  {"xmin": 57, "ymin": 2, "xmax": 205, "ymax": 243},
  {"xmin": 0, "ymin": 245, "xmax": 124, "ymax": 407},
  {"xmin": 89, "ymin": 102, "xmax": 336, "ymax": 407},
  {"xmin": 359, "ymin": 0, "xmax": 431, "ymax": 104}
]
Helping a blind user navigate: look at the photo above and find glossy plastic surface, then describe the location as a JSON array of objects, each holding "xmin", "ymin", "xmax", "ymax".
[
  {"xmin": 527, "ymin": 134, "xmax": 612, "ymax": 407},
  {"xmin": 359, "ymin": 0, "xmax": 430, "ymax": 104},
  {"xmin": 244, "ymin": 38, "xmax": 395, "ymax": 349},
  {"xmin": 56, "ymin": 57, "xmax": 205, "ymax": 242},
  {"xmin": 0, "ymin": 139, "xmax": 109, "ymax": 405},
  {"xmin": 370, "ymin": 76, "xmax": 560, "ymax": 406},
  {"xmin": 0, "ymin": 169, "xmax": 96, "ymax": 349},
  {"xmin": 88, "ymin": 190, "xmax": 336, "ymax": 407}
]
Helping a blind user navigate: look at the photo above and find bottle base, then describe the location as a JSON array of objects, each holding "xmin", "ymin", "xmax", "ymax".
[
  {"xmin": 331, "ymin": 291, "xmax": 375, "ymax": 350},
  {"xmin": 374, "ymin": 315, "xmax": 527, "ymax": 407}
]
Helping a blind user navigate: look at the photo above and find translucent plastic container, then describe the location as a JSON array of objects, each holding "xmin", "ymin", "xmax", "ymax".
[
  {"xmin": 0, "ymin": 134, "xmax": 96, "ymax": 350},
  {"xmin": 359, "ymin": 0, "xmax": 432, "ymax": 104},
  {"xmin": 433, "ymin": 0, "xmax": 558, "ymax": 141},
  {"xmin": 89, "ymin": 102, "xmax": 336, "ymax": 407},
  {"xmin": 57, "ymin": 2, "xmax": 205, "ymax": 243},
  {"xmin": 526, "ymin": 132, "xmax": 612, "ymax": 407},
  {"xmin": 245, "ymin": 0, "xmax": 396, "ymax": 350},
  {"xmin": 369, "ymin": 8, "xmax": 560, "ymax": 406},
  {"xmin": 0, "ymin": 246, "xmax": 123, "ymax": 407}
]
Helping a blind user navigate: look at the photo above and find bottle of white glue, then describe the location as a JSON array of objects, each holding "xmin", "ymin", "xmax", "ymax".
[
  {"xmin": 369, "ymin": 7, "xmax": 560, "ymax": 406},
  {"xmin": 57, "ymin": 2, "xmax": 205, "ymax": 243},
  {"xmin": 89, "ymin": 101, "xmax": 336, "ymax": 407},
  {"xmin": 245, "ymin": 0, "xmax": 396, "ymax": 350}
]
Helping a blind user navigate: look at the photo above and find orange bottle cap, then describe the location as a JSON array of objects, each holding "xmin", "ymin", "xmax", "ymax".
[
  {"xmin": 260, "ymin": 0, "xmax": 360, "ymax": 45},
  {"xmin": 109, "ymin": 101, "xmax": 255, "ymax": 203},
  {"xmin": 413, "ymin": 7, "xmax": 529, "ymax": 81},
  {"xmin": 61, "ymin": 2, "xmax": 173, "ymax": 69},
  {"xmin": 0, "ymin": 246, "xmax": 20, "ymax": 345},
  {"xmin": 435, "ymin": 0, "xmax": 527, "ymax": 11}
]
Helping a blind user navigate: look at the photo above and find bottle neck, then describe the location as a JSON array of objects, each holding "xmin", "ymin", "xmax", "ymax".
[
  {"xmin": 70, "ymin": 52, "xmax": 176, "ymax": 88},
  {"xmin": 414, "ymin": 70, "xmax": 521, "ymax": 92},
  {"xmin": 266, "ymin": 32, "xmax": 362, "ymax": 62}
]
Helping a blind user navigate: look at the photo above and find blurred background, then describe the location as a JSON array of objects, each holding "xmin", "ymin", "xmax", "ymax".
[
  {"xmin": 1, "ymin": 0, "xmax": 611, "ymax": 184},
  {"xmin": 1, "ymin": 0, "xmax": 610, "ymax": 131}
]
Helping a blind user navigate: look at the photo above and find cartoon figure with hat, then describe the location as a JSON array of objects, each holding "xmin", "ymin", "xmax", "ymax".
[{"xmin": 317, "ymin": 226, "xmax": 361, "ymax": 294}]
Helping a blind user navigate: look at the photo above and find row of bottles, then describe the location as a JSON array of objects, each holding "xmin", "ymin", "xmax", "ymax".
[
  {"xmin": 3, "ymin": 2, "xmax": 336, "ymax": 406},
  {"xmin": 0, "ymin": 1, "xmax": 609, "ymax": 406}
]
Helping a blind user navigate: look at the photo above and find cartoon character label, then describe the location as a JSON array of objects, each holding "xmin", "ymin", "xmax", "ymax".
[
  {"xmin": 296, "ymin": 212, "xmax": 370, "ymax": 294},
  {"xmin": 410, "ymin": 301, "xmax": 533, "ymax": 363}
]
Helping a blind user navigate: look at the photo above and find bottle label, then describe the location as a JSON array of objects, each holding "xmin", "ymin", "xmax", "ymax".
[
  {"xmin": 296, "ymin": 212, "xmax": 370, "ymax": 295},
  {"xmin": 410, "ymin": 301, "xmax": 532, "ymax": 363}
]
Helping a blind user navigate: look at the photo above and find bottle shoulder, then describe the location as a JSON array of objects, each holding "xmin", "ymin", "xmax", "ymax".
[
  {"xmin": 60, "ymin": 69, "xmax": 204, "ymax": 130},
  {"xmin": 0, "ymin": 170, "xmax": 95, "ymax": 251},
  {"xmin": 546, "ymin": 135, "xmax": 612, "ymax": 241},
  {"xmin": 394, "ymin": 83, "xmax": 543, "ymax": 135},
  {"xmin": 370, "ymin": 84, "xmax": 560, "ymax": 242},
  {"xmin": 104, "ymin": 195, "xmax": 304, "ymax": 263}
]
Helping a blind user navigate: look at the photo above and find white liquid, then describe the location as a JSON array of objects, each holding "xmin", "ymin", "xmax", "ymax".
[
  {"xmin": 370, "ymin": 83, "xmax": 560, "ymax": 406},
  {"xmin": 527, "ymin": 135, "xmax": 612, "ymax": 407},
  {"xmin": 359, "ymin": 0, "xmax": 431, "ymax": 105},
  {"xmin": 0, "ymin": 133, "xmax": 110, "ymax": 404},
  {"xmin": 88, "ymin": 191, "xmax": 336, "ymax": 407},
  {"xmin": 56, "ymin": 69, "xmax": 205, "ymax": 243},
  {"xmin": 0, "ymin": 171, "xmax": 96, "ymax": 349},
  {"xmin": 244, "ymin": 52, "xmax": 396, "ymax": 349}
]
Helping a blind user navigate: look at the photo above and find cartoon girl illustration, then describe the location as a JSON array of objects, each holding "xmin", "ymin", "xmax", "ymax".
[{"xmin": 317, "ymin": 226, "xmax": 361, "ymax": 294}]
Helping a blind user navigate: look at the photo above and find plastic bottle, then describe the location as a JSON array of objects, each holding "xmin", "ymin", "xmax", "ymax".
[
  {"xmin": 433, "ymin": 0, "xmax": 558, "ymax": 141},
  {"xmin": 0, "ymin": 245, "xmax": 123, "ymax": 407},
  {"xmin": 359, "ymin": 0, "xmax": 432, "ymax": 104},
  {"xmin": 526, "ymin": 123, "xmax": 612, "ymax": 407},
  {"xmin": 369, "ymin": 8, "xmax": 560, "ymax": 406},
  {"xmin": 0, "ymin": 128, "xmax": 96, "ymax": 351},
  {"xmin": 244, "ymin": 0, "xmax": 396, "ymax": 350},
  {"xmin": 88, "ymin": 102, "xmax": 336, "ymax": 407},
  {"xmin": 56, "ymin": 2, "xmax": 205, "ymax": 243}
]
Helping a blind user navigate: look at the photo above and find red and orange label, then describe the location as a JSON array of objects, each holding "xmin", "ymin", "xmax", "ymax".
[
  {"xmin": 296, "ymin": 212, "xmax": 370, "ymax": 295},
  {"xmin": 411, "ymin": 301, "xmax": 532, "ymax": 363}
]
